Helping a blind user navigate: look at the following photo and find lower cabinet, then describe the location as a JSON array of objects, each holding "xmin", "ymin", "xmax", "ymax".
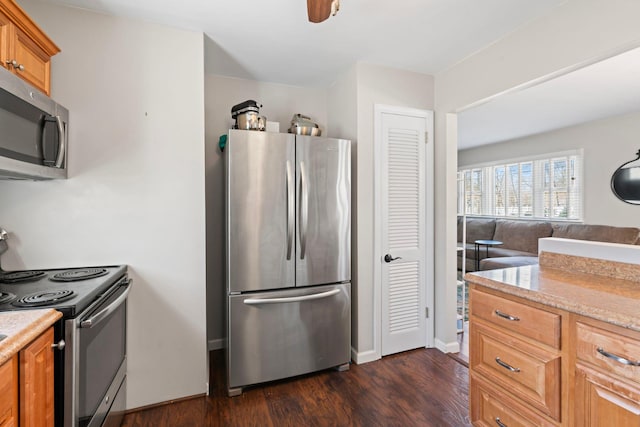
[
  {"xmin": 470, "ymin": 374, "xmax": 557, "ymax": 427},
  {"xmin": 0, "ymin": 327, "xmax": 55, "ymax": 427},
  {"xmin": 469, "ymin": 284, "xmax": 640, "ymax": 426},
  {"xmin": 574, "ymin": 363, "xmax": 640, "ymax": 426},
  {"xmin": 574, "ymin": 318, "xmax": 640, "ymax": 426},
  {"xmin": 0, "ymin": 355, "xmax": 18, "ymax": 427}
]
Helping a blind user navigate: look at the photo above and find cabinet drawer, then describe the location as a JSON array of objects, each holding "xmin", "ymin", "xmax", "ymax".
[
  {"xmin": 471, "ymin": 322, "xmax": 561, "ymax": 420},
  {"xmin": 576, "ymin": 321, "xmax": 640, "ymax": 384},
  {"xmin": 0, "ymin": 356, "xmax": 17, "ymax": 427},
  {"xmin": 471, "ymin": 288, "xmax": 561, "ymax": 349},
  {"xmin": 471, "ymin": 375, "xmax": 557, "ymax": 427}
]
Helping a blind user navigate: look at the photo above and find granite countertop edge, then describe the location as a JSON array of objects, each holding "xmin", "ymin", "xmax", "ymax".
[
  {"xmin": 0, "ymin": 309, "xmax": 62, "ymax": 365},
  {"xmin": 465, "ymin": 268, "xmax": 640, "ymax": 333}
]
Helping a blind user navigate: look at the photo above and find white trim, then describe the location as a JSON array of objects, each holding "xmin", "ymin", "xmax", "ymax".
[
  {"xmin": 373, "ymin": 104, "xmax": 435, "ymax": 358},
  {"xmin": 351, "ymin": 347, "xmax": 380, "ymax": 365},
  {"xmin": 207, "ymin": 338, "xmax": 226, "ymax": 351},
  {"xmin": 435, "ymin": 338, "xmax": 460, "ymax": 354},
  {"xmin": 458, "ymin": 148, "xmax": 583, "ymax": 170},
  {"xmin": 455, "ymin": 39, "xmax": 640, "ymax": 114},
  {"xmin": 539, "ymin": 237, "xmax": 640, "ymax": 264}
]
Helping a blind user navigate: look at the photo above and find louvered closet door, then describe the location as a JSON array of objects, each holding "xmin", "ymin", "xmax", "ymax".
[{"xmin": 381, "ymin": 112, "xmax": 427, "ymax": 356}]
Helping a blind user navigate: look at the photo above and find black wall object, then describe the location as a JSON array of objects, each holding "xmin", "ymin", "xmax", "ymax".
[{"xmin": 611, "ymin": 149, "xmax": 640, "ymax": 205}]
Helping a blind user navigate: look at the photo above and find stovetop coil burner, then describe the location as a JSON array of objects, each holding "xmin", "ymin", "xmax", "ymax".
[
  {"xmin": 13, "ymin": 290, "xmax": 76, "ymax": 307},
  {"xmin": 50, "ymin": 268, "xmax": 108, "ymax": 282},
  {"xmin": 0, "ymin": 270, "xmax": 45, "ymax": 284},
  {"xmin": 0, "ymin": 291, "xmax": 16, "ymax": 304}
]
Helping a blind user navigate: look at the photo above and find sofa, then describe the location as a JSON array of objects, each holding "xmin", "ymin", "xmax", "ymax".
[{"xmin": 457, "ymin": 217, "xmax": 640, "ymax": 272}]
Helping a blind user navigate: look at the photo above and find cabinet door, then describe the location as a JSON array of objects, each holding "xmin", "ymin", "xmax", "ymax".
[
  {"xmin": 13, "ymin": 26, "xmax": 51, "ymax": 95},
  {"xmin": 0, "ymin": 10, "xmax": 12, "ymax": 71},
  {"xmin": 20, "ymin": 327, "xmax": 54, "ymax": 427},
  {"xmin": 575, "ymin": 363, "xmax": 640, "ymax": 426},
  {"xmin": 0, "ymin": 356, "xmax": 18, "ymax": 427}
]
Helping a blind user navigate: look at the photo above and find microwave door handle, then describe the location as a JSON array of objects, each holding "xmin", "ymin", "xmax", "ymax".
[
  {"xmin": 80, "ymin": 281, "xmax": 131, "ymax": 328},
  {"xmin": 54, "ymin": 115, "xmax": 66, "ymax": 168}
]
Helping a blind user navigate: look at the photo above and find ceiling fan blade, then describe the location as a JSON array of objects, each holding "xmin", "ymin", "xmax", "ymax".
[{"xmin": 307, "ymin": 0, "xmax": 332, "ymax": 23}]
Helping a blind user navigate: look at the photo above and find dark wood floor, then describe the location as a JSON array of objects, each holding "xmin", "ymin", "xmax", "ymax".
[{"xmin": 122, "ymin": 348, "xmax": 472, "ymax": 427}]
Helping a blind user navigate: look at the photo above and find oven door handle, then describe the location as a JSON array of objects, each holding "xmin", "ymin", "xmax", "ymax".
[{"xmin": 80, "ymin": 281, "xmax": 131, "ymax": 328}]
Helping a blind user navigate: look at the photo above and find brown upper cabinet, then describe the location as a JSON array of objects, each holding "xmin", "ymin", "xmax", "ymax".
[{"xmin": 0, "ymin": 0, "xmax": 59, "ymax": 95}]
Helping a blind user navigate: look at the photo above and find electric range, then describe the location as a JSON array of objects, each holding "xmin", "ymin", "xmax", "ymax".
[{"xmin": 0, "ymin": 265, "xmax": 130, "ymax": 427}]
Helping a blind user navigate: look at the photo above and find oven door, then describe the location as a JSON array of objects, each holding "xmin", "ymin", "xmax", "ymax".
[{"xmin": 65, "ymin": 278, "xmax": 130, "ymax": 427}]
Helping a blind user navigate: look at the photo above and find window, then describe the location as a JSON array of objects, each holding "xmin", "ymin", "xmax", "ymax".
[{"xmin": 458, "ymin": 150, "xmax": 583, "ymax": 221}]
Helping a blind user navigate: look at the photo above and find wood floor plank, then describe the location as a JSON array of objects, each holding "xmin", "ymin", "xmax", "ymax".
[{"xmin": 122, "ymin": 348, "xmax": 472, "ymax": 426}]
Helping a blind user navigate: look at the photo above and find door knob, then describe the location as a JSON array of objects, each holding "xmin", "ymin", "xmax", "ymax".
[{"xmin": 384, "ymin": 254, "xmax": 401, "ymax": 263}]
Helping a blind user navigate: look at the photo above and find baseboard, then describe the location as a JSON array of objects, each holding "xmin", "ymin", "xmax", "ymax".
[
  {"xmin": 208, "ymin": 338, "xmax": 226, "ymax": 351},
  {"xmin": 351, "ymin": 347, "xmax": 380, "ymax": 365},
  {"xmin": 125, "ymin": 393, "xmax": 206, "ymax": 415},
  {"xmin": 435, "ymin": 338, "xmax": 460, "ymax": 354}
]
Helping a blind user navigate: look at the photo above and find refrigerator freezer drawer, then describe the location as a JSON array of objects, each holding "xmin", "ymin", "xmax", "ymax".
[{"xmin": 228, "ymin": 283, "xmax": 351, "ymax": 390}]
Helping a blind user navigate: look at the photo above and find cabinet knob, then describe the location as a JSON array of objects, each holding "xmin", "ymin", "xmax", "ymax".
[
  {"xmin": 51, "ymin": 339, "xmax": 65, "ymax": 350},
  {"xmin": 4, "ymin": 60, "xmax": 24, "ymax": 71}
]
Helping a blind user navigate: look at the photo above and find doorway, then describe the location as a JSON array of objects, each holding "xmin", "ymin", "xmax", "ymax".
[{"xmin": 374, "ymin": 105, "xmax": 434, "ymax": 356}]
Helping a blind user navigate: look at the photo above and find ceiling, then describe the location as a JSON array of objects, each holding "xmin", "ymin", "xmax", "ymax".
[
  {"xmin": 37, "ymin": 0, "xmax": 565, "ymax": 87},
  {"xmin": 457, "ymin": 46, "xmax": 640, "ymax": 150}
]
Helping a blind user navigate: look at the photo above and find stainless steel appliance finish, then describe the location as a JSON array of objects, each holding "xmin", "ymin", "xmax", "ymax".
[
  {"xmin": 295, "ymin": 135, "xmax": 351, "ymax": 287},
  {"xmin": 227, "ymin": 131, "xmax": 295, "ymax": 292},
  {"xmin": 228, "ymin": 283, "xmax": 350, "ymax": 390},
  {"xmin": 0, "ymin": 265, "xmax": 129, "ymax": 427},
  {"xmin": 0, "ymin": 65, "xmax": 69, "ymax": 180},
  {"xmin": 225, "ymin": 129, "xmax": 351, "ymax": 395},
  {"xmin": 65, "ymin": 277, "xmax": 129, "ymax": 427}
]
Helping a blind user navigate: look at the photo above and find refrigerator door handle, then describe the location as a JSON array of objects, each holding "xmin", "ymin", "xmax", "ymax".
[
  {"xmin": 243, "ymin": 288, "xmax": 340, "ymax": 305},
  {"xmin": 299, "ymin": 160, "xmax": 309, "ymax": 259},
  {"xmin": 286, "ymin": 160, "xmax": 294, "ymax": 260}
]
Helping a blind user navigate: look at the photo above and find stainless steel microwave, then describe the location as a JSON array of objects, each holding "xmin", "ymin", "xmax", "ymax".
[{"xmin": 0, "ymin": 65, "xmax": 68, "ymax": 180}]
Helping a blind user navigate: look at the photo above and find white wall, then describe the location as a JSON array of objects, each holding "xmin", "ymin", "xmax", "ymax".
[
  {"xmin": 435, "ymin": 0, "xmax": 640, "ymax": 349},
  {"xmin": 204, "ymin": 73, "xmax": 328, "ymax": 346},
  {"xmin": 459, "ymin": 111, "xmax": 640, "ymax": 227},
  {"xmin": 1, "ymin": 1, "xmax": 207, "ymax": 409},
  {"xmin": 353, "ymin": 63, "xmax": 434, "ymax": 360},
  {"xmin": 327, "ymin": 66, "xmax": 359, "ymax": 349}
]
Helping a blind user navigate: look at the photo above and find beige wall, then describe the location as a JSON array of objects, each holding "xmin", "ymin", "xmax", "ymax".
[
  {"xmin": 435, "ymin": 0, "xmax": 640, "ymax": 348},
  {"xmin": 327, "ymin": 65, "xmax": 359, "ymax": 348},
  {"xmin": 2, "ymin": 1, "xmax": 207, "ymax": 409},
  {"xmin": 459, "ymin": 111, "xmax": 640, "ymax": 227},
  {"xmin": 353, "ymin": 63, "xmax": 434, "ymax": 358}
]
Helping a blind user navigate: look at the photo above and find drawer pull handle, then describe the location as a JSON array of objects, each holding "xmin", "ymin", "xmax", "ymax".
[
  {"xmin": 495, "ymin": 417, "xmax": 508, "ymax": 427},
  {"xmin": 495, "ymin": 357, "xmax": 520, "ymax": 373},
  {"xmin": 597, "ymin": 347, "xmax": 640, "ymax": 367},
  {"xmin": 495, "ymin": 310, "xmax": 520, "ymax": 321}
]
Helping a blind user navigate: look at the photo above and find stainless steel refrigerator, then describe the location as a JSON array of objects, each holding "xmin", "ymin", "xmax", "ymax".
[{"xmin": 225, "ymin": 129, "xmax": 351, "ymax": 396}]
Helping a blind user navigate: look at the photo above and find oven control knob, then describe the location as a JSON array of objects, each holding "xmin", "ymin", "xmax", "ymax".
[
  {"xmin": 51, "ymin": 340, "xmax": 65, "ymax": 350},
  {"xmin": 105, "ymin": 395, "xmax": 109, "ymax": 404}
]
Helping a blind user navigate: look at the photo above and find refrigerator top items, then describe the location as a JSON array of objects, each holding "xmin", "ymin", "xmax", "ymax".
[
  {"xmin": 288, "ymin": 113, "xmax": 321, "ymax": 136},
  {"xmin": 231, "ymin": 99, "xmax": 266, "ymax": 131}
]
